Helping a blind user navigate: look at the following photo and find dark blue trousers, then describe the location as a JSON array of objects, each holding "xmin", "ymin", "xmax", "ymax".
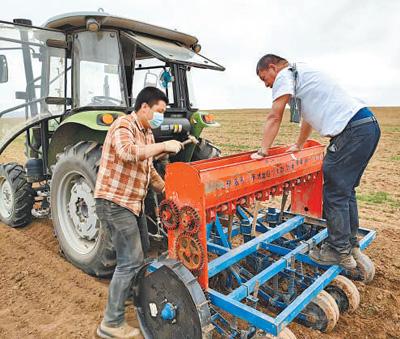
[
  {"xmin": 95, "ymin": 198, "xmax": 149, "ymax": 326},
  {"xmin": 323, "ymin": 111, "xmax": 380, "ymax": 254}
]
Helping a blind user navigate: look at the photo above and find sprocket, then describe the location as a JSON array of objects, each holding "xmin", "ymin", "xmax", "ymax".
[
  {"xmin": 179, "ymin": 205, "xmax": 201, "ymax": 234},
  {"xmin": 175, "ymin": 233, "xmax": 205, "ymax": 272},
  {"xmin": 159, "ymin": 199, "xmax": 179, "ymax": 231}
]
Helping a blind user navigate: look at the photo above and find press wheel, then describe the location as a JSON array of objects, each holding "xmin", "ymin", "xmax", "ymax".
[
  {"xmin": 300, "ymin": 290, "xmax": 339, "ymax": 332},
  {"xmin": 259, "ymin": 327, "xmax": 297, "ymax": 338},
  {"xmin": 355, "ymin": 252, "xmax": 375, "ymax": 283},
  {"xmin": 325, "ymin": 275, "xmax": 360, "ymax": 313},
  {"xmin": 132, "ymin": 259, "xmax": 211, "ymax": 339},
  {"xmin": 344, "ymin": 251, "xmax": 375, "ymax": 284}
]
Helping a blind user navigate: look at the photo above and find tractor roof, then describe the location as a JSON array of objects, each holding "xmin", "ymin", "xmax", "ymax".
[{"xmin": 43, "ymin": 11, "xmax": 198, "ymax": 48}]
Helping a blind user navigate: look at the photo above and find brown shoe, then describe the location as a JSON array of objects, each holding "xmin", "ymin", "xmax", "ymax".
[
  {"xmin": 309, "ymin": 244, "xmax": 357, "ymax": 270},
  {"xmin": 97, "ymin": 320, "xmax": 141, "ymax": 339}
]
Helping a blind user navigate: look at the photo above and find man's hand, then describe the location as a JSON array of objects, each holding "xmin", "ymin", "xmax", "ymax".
[
  {"xmin": 163, "ymin": 140, "xmax": 183, "ymax": 154},
  {"xmin": 250, "ymin": 149, "xmax": 268, "ymax": 160},
  {"xmin": 286, "ymin": 143, "xmax": 303, "ymax": 153}
]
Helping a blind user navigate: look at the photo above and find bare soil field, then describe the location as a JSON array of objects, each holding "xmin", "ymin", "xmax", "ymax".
[{"xmin": 0, "ymin": 107, "xmax": 399, "ymax": 338}]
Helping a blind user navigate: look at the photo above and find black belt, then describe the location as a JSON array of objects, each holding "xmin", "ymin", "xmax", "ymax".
[
  {"xmin": 329, "ymin": 116, "xmax": 377, "ymax": 139},
  {"xmin": 345, "ymin": 115, "xmax": 377, "ymax": 129}
]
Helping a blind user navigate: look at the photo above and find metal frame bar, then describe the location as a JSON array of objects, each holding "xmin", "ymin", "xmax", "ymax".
[
  {"xmin": 208, "ymin": 216, "xmax": 304, "ymax": 278},
  {"xmin": 274, "ymin": 265, "xmax": 341, "ymax": 332},
  {"xmin": 261, "ymin": 227, "xmax": 376, "ymax": 268},
  {"xmin": 208, "ymin": 289, "xmax": 278, "ymax": 335},
  {"xmin": 214, "ymin": 216, "xmax": 231, "ymax": 248},
  {"xmin": 227, "ymin": 228, "xmax": 327, "ymax": 301},
  {"xmin": 206, "ymin": 209, "xmax": 376, "ymax": 336}
]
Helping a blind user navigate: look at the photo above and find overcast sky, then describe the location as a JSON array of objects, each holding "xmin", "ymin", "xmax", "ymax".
[{"xmin": 1, "ymin": 0, "xmax": 399, "ymax": 109}]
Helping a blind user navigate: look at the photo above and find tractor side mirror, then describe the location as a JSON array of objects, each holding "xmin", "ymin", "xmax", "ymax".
[{"xmin": 0, "ymin": 55, "xmax": 8, "ymax": 83}]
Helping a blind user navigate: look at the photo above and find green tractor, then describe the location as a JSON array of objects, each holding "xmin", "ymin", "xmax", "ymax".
[{"xmin": 0, "ymin": 11, "xmax": 224, "ymax": 276}]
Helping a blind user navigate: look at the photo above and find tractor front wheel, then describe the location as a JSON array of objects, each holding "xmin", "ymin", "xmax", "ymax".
[
  {"xmin": 50, "ymin": 141, "xmax": 116, "ymax": 277},
  {"xmin": 0, "ymin": 163, "xmax": 34, "ymax": 227}
]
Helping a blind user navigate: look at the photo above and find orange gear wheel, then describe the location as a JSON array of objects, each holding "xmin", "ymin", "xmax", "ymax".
[
  {"xmin": 159, "ymin": 199, "xmax": 179, "ymax": 230},
  {"xmin": 179, "ymin": 205, "xmax": 200, "ymax": 234},
  {"xmin": 175, "ymin": 234, "xmax": 205, "ymax": 272}
]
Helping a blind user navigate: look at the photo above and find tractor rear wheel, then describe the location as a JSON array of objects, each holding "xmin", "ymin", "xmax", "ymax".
[
  {"xmin": 0, "ymin": 163, "xmax": 34, "ymax": 227},
  {"xmin": 50, "ymin": 141, "xmax": 116, "ymax": 277}
]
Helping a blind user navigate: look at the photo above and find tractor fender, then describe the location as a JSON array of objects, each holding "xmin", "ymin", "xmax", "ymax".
[
  {"xmin": 190, "ymin": 111, "xmax": 220, "ymax": 138},
  {"xmin": 48, "ymin": 111, "xmax": 124, "ymax": 167}
]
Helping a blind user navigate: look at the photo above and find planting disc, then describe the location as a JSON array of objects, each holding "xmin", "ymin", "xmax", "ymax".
[
  {"xmin": 325, "ymin": 275, "xmax": 360, "ymax": 313},
  {"xmin": 344, "ymin": 251, "xmax": 376, "ymax": 284},
  {"xmin": 299, "ymin": 290, "xmax": 340, "ymax": 332},
  {"xmin": 261, "ymin": 327, "xmax": 297, "ymax": 338}
]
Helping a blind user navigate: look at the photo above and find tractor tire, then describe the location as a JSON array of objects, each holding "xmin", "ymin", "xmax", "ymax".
[
  {"xmin": 50, "ymin": 141, "xmax": 116, "ymax": 277},
  {"xmin": 191, "ymin": 138, "xmax": 221, "ymax": 161},
  {"xmin": 0, "ymin": 163, "xmax": 35, "ymax": 227}
]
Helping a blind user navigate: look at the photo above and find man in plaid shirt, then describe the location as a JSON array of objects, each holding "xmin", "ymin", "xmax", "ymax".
[{"xmin": 95, "ymin": 87, "xmax": 182, "ymax": 339}]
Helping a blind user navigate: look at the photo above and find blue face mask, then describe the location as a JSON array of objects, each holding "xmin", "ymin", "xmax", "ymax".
[{"xmin": 149, "ymin": 112, "xmax": 164, "ymax": 129}]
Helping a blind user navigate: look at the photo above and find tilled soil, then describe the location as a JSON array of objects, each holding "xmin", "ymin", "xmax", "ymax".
[
  {"xmin": 0, "ymin": 219, "xmax": 141, "ymax": 339},
  {"xmin": 0, "ymin": 107, "xmax": 399, "ymax": 338}
]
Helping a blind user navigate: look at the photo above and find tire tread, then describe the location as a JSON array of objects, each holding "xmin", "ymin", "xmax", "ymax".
[
  {"xmin": 51, "ymin": 142, "xmax": 115, "ymax": 277},
  {"xmin": 0, "ymin": 163, "xmax": 35, "ymax": 227}
]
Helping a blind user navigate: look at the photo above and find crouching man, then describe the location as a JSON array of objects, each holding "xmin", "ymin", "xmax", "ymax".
[
  {"xmin": 253, "ymin": 54, "xmax": 380, "ymax": 270},
  {"xmin": 94, "ymin": 87, "xmax": 182, "ymax": 338}
]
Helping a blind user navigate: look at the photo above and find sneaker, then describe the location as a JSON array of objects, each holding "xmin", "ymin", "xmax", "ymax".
[
  {"xmin": 309, "ymin": 244, "xmax": 357, "ymax": 270},
  {"xmin": 97, "ymin": 320, "xmax": 141, "ymax": 339}
]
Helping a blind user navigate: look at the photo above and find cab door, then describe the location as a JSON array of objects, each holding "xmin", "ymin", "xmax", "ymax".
[{"xmin": 0, "ymin": 21, "xmax": 67, "ymax": 155}]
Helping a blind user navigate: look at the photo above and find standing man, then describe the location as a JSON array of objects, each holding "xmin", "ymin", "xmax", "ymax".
[
  {"xmin": 95, "ymin": 87, "xmax": 182, "ymax": 339},
  {"xmin": 253, "ymin": 54, "xmax": 380, "ymax": 270}
]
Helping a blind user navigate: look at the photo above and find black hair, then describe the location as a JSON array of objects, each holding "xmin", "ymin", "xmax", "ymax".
[
  {"xmin": 134, "ymin": 86, "xmax": 169, "ymax": 111},
  {"xmin": 256, "ymin": 54, "xmax": 288, "ymax": 74}
]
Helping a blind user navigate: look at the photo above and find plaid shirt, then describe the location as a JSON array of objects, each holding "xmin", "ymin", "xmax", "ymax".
[{"xmin": 94, "ymin": 113, "xmax": 164, "ymax": 216}]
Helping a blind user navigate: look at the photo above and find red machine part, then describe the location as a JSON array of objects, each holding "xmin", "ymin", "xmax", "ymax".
[
  {"xmin": 179, "ymin": 205, "xmax": 201, "ymax": 234},
  {"xmin": 175, "ymin": 233, "xmax": 205, "ymax": 273},
  {"xmin": 159, "ymin": 199, "xmax": 180, "ymax": 230},
  {"xmin": 165, "ymin": 140, "xmax": 325, "ymax": 289}
]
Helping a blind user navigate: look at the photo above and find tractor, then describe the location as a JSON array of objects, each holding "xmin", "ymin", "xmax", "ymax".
[{"xmin": 0, "ymin": 10, "xmax": 224, "ymax": 277}]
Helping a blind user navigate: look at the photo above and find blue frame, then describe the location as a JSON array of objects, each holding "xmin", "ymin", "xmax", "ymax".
[{"xmin": 206, "ymin": 207, "xmax": 376, "ymax": 336}]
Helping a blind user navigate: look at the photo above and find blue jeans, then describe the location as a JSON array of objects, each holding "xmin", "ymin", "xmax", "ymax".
[
  {"xmin": 95, "ymin": 198, "xmax": 149, "ymax": 326},
  {"xmin": 323, "ymin": 110, "xmax": 380, "ymax": 254}
]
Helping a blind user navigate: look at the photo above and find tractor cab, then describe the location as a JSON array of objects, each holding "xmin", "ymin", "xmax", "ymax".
[
  {"xmin": 0, "ymin": 11, "xmax": 224, "ymax": 163},
  {"xmin": 0, "ymin": 11, "xmax": 224, "ymax": 277}
]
